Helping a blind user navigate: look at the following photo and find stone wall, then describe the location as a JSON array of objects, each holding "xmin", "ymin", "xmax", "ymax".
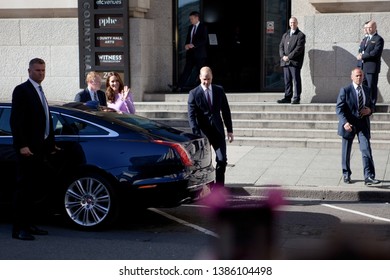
[
  {"xmin": 0, "ymin": 1, "xmax": 388, "ymax": 103},
  {"xmin": 294, "ymin": 0, "xmax": 390, "ymax": 103},
  {"xmin": 0, "ymin": 18, "xmax": 79, "ymax": 102},
  {"xmin": 0, "ymin": 0, "xmax": 170, "ymax": 103}
]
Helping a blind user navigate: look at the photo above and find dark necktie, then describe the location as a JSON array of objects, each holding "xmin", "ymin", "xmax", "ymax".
[
  {"xmin": 357, "ymin": 85, "xmax": 364, "ymax": 111},
  {"xmin": 364, "ymin": 37, "xmax": 369, "ymax": 49},
  {"xmin": 190, "ymin": 25, "xmax": 196, "ymax": 43},
  {"xmin": 38, "ymin": 85, "xmax": 50, "ymax": 138},
  {"xmin": 205, "ymin": 88, "xmax": 212, "ymax": 110},
  {"xmin": 93, "ymin": 91, "xmax": 99, "ymax": 102}
]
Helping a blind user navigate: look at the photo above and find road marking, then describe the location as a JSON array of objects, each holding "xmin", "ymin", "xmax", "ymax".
[
  {"xmin": 322, "ymin": 203, "xmax": 390, "ymax": 223},
  {"xmin": 148, "ymin": 208, "xmax": 219, "ymax": 238}
]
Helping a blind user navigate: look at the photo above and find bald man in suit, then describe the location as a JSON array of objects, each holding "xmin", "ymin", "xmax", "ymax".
[
  {"xmin": 188, "ymin": 67, "xmax": 233, "ymax": 187},
  {"xmin": 336, "ymin": 67, "xmax": 380, "ymax": 185},
  {"xmin": 356, "ymin": 20, "xmax": 384, "ymax": 106},
  {"xmin": 277, "ymin": 17, "xmax": 306, "ymax": 104}
]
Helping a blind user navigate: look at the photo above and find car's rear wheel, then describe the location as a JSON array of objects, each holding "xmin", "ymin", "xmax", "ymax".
[{"xmin": 63, "ymin": 173, "xmax": 118, "ymax": 230}]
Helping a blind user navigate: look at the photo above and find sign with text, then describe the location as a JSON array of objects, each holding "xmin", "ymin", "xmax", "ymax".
[
  {"xmin": 95, "ymin": 0, "xmax": 124, "ymax": 9},
  {"xmin": 96, "ymin": 34, "xmax": 124, "ymax": 47},
  {"xmin": 96, "ymin": 15, "xmax": 124, "ymax": 29},
  {"xmin": 96, "ymin": 53, "xmax": 124, "ymax": 66},
  {"xmin": 78, "ymin": 0, "xmax": 129, "ymax": 88}
]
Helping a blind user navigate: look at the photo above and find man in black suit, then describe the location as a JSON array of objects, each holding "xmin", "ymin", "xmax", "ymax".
[
  {"xmin": 75, "ymin": 71, "xmax": 107, "ymax": 106},
  {"xmin": 277, "ymin": 17, "xmax": 306, "ymax": 104},
  {"xmin": 173, "ymin": 11, "xmax": 208, "ymax": 92},
  {"xmin": 336, "ymin": 67, "xmax": 380, "ymax": 186},
  {"xmin": 10, "ymin": 58, "xmax": 59, "ymax": 240},
  {"xmin": 357, "ymin": 21, "xmax": 370, "ymax": 68},
  {"xmin": 357, "ymin": 20, "xmax": 384, "ymax": 106},
  {"xmin": 188, "ymin": 66, "xmax": 233, "ymax": 187}
]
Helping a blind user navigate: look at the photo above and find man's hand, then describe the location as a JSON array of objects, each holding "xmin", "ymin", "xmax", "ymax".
[
  {"xmin": 343, "ymin": 122, "xmax": 353, "ymax": 132},
  {"xmin": 185, "ymin": 43, "xmax": 195, "ymax": 50},
  {"xmin": 359, "ymin": 106, "xmax": 371, "ymax": 117},
  {"xmin": 20, "ymin": 147, "xmax": 33, "ymax": 157},
  {"xmin": 227, "ymin": 132, "xmax": 234, "ymax": 143}
]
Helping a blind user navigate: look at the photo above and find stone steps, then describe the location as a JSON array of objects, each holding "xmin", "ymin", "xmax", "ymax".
[{"xmin": 135, "ymin": 93, "xmax": 390, "ymax": 149}]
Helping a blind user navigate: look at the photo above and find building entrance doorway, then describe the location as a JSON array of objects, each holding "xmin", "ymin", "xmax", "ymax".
[{"xmin": 175, "ymin": 0, "xmax": 290, "ymax": 92}]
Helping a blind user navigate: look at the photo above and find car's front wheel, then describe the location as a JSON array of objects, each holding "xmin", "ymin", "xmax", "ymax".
[{"xmin": 63, "ymin": 173, "xmax": 118, "ymax": 230}]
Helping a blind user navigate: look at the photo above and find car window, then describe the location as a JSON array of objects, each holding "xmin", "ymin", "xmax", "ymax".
[
  {"xmin": 0, "ymin": 108, "xmax": 12, "ymax": 136},
  {"xmin": 60, "ymin": 115, "xmax": 109, "ymax": 136}
]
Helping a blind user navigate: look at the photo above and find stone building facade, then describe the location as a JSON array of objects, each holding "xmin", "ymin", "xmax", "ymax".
[{"xmin": 0, "ymin": 0, "xmax": 388, "ymax": 103}]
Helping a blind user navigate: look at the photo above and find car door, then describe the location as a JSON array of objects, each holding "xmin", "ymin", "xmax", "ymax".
[{"xmin": 0, "ymin": 106, "xmax": 17, "ymax": 205}]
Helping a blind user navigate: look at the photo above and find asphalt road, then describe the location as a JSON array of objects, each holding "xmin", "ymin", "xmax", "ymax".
[{"xmin": 1, "ymin": 196, "xmax": 390, "ymax": 260}]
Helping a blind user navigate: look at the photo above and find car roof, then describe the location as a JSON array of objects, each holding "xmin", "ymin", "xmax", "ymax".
[{"xmin": 0, "ymin": 101, "xmax": 195, "ymax": 142}]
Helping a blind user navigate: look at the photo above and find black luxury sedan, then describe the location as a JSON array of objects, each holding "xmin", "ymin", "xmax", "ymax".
[{"xmin": 0, "ymin": 102, "xmax": 214, "ymax": 229}]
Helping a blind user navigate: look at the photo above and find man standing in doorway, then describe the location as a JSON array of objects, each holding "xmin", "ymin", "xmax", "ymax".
[
  {"xmin": 171, "ymin": 11, "xmax": 208, "ymax": 92},
  {"xmin": 277, "ymin": 17, "xmax": 306, "ymax": 105},
  {"xmin": 356, "ymin": 20, "xmax": 384, "ymax": 106}
]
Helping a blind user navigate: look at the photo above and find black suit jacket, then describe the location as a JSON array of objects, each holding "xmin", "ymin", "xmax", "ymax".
[
  {"xmin": 10, "ymin": 80, "xmax": 55, "ymax": 154},
  {"xmin": 361, "ymin": 33, "xmax": 384, "ymax": 74},
  {"xmin": 188, "ymin": 84, "xmax": 233, "ymax": 146},
  {"xmin": 74, "ymin": 88, "xmax": 107, "ymax": 106},
  {"xmin": 336, "ymin": 83, "xmax": 374, "ymax": 139},
  {"xmin": 185, "ymin": 22, "xmax": 208, "ymax": 59},
  {"xmin": 279, "ymin": 28, "xmax": 306, "ymax": 68}
]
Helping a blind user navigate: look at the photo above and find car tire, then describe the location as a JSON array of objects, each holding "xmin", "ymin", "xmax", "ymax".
[{"xmin": 63, "ymin": 173, "xmax": 118, "ymax": 230}]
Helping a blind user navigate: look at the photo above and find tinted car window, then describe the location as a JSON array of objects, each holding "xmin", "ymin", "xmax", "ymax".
[
  {"xmin": 60, "ymin": 114, "xmax": 109, "ymax": 136},
  {"xmin": 112, "ymin": 113, "xmax": 191, "ymax": 142},
  {"xmin": 0, "ymin": 108, "xmax": 11, "ymax": 136}
]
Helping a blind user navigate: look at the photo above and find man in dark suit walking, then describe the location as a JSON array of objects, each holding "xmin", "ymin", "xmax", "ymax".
[
  {"xmin": 10, "ymin": 58, "xmax": 59, "ymax": 240},
  {"xmin": 188, "ymin": 66, "xmax": 233, "ymax": 187},
  {"xmin": 336, "ymin": 67, "xmax": 380, "ymax": 186},
  {"xmin": 277, "ymin": 17, "xmax": 306, "ymax": 104},
  {"xmin": 173, "ymin": 11, "xmax": 208, "ymax": 92},
  {"xmin": 357, "ymin": 20, "xmax": 384, "ymax": 106},
  {"xmin": 75, "ymin": 71, "xmax": 107, "ymax": 106}
]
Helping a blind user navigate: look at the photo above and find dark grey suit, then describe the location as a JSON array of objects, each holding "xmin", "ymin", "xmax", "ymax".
[
  {"xmin": 75, "ymin": 88, "xmax": 107, "ymax": 106},
  {"xmin": 360, "ymin": 33, "xmax": 384, "ymax": 105},
  {"xmin": 336, "ymin": 83, "xmax": 376, "ymax": 179},
  {"xmin": 188, "ymin": 84, "xmax": 233, "ymax": 186},
  {"xmin": 279, "ymin": 28, "xmax": 306, "ymax": 102}
]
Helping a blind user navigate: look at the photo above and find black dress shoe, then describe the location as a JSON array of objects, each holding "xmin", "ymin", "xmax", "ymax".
[
  {"xmin": 12, "ymin": 230, "xmax": 35, "ymax": 241},
  {"xmin": 277, "ymin": 98, "xmax": 291, "ymax": 104},
  {"xmin": 291, "ymin": 100, "xmax": 300, "ymax": 104},
  {"xmin": 365, "ymin": 177, "xmax": 380, "ymax": 185},
  {"xmin": 343, "ymin": 176, "xmax": 351, "ymax": 184},
  {"xmin": 28, "ymin": 225, "xmax": 48, "ymax": 235}
]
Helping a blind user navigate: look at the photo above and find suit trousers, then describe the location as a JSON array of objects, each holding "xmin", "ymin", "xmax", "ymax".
[
  {"xmin": 13, "ymin": 151, "xmax": 47, "ymax": 231},
  {"xmin": 206, "ymin": 133, "xmax": 227, "ymax": 187},
  {"xmin": 283, "ymin": 65, "xmax": 302, "ymax": 101},
  {"xmin": 363, "ymin": 72, "xmax": 379, "ymax": 105},
  {"xmin": 178, "ymin": 52, "xmax": 206, "ymax": 89},
  {"xmin": 341, "ymin": 130, "xmax": 375, "ymax": 179}
]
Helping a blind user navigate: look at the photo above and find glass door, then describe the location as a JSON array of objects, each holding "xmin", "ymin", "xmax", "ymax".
[
  {"xmin": 174, "ymin": 0, "xmax": 201, "ymax": 88},
  {"xmin": 173, "ymin": 0, "xmax": 290, "ymax": 92},
  {"xmin": 262, "ymin": 0, "xmax": 291, "ymax": 91}
]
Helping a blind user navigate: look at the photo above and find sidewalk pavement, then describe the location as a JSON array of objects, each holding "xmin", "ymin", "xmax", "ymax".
[{"xmin": 224, "ymin": 145, "xmax": 390, "ymax": 202}]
